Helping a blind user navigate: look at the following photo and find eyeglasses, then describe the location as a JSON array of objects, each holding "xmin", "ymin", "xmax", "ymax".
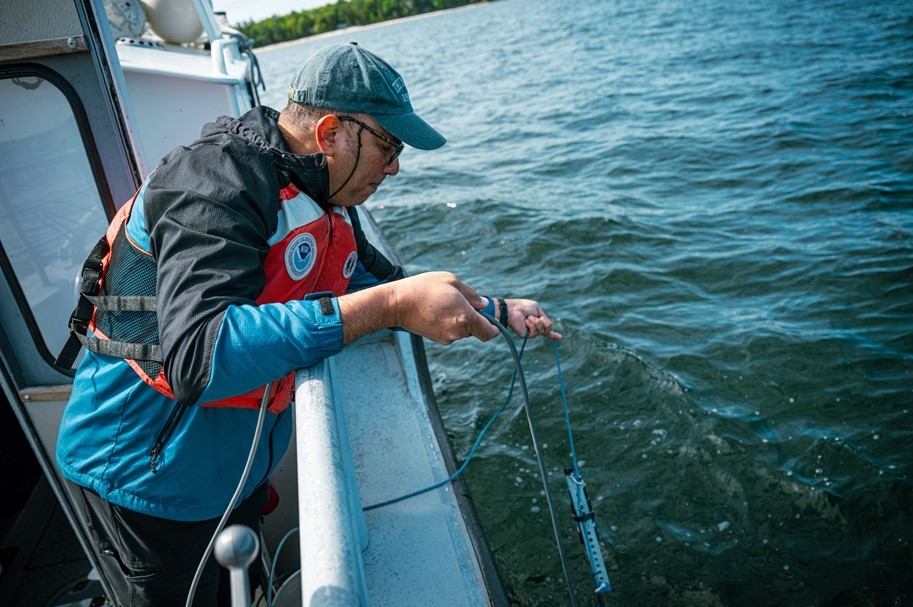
[{"xmin": 338, "ymin": 116, "xmax": 403, "ymax": 166}]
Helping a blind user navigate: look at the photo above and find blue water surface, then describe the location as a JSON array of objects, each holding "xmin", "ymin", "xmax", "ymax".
[{"xmin": 257, "ymin": 1, "xmax": 913, "ymax": 604}]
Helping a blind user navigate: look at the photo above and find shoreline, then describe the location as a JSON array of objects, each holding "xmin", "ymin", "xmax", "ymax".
[{"xmin": 255, "ymin": 4, "xmax": 482, "ymax": 53}]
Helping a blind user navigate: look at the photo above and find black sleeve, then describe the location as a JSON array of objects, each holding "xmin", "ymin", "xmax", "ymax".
[
  {"xmin": 348, "ymin": 206, "xmax": 405, "ymax": 282},
  {"xmin": 144, "ymin": 140, "xmax": 278, "ymax": 405}
]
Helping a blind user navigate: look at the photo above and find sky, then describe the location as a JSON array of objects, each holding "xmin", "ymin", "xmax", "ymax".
[{"xmin": 211, "ymin": 0, "xmax": 334, "ymax": 24}]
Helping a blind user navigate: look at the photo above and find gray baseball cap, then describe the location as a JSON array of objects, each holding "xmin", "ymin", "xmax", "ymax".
[{"xmin": 288, "ymin": 42, "xmax": 446, "ymax": 150}]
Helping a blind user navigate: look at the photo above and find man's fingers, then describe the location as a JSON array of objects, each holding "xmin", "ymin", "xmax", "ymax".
[
  {"xmin": 456, "ymin": 281, "xmax": 485, "ymax": 310},
  {"xmin": 524, "ymin": 314, "xmax": 562, "ymax": 340},
  {"xmin": 470, "ymin": 311, "xmax": 499, "ymax": 341}
]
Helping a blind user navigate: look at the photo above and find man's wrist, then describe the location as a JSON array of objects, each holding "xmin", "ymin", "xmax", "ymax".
[{"xmin": 338, "ymin": 282, "xmax": 398, "ymax": 345}]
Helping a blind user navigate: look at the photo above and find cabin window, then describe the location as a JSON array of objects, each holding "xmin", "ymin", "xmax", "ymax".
[{"xmin": 0, "ymin": 75, "xmax": 110, "ymax": 365}]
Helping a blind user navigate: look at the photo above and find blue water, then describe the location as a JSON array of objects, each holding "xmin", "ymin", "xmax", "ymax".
[{"xmin": 257, "ymin": 1, "xmax": 913, "ymax": 604}]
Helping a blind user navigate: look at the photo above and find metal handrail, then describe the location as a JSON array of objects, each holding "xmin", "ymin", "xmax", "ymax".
[{"xmin": 294, "ymin": 358, "xmax": 370, "ymax": 606}]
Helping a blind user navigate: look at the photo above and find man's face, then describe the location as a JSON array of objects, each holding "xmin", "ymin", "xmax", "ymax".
[{"xmin": 328, "ymin": 115, "xmax": 401, "ymax": 207}]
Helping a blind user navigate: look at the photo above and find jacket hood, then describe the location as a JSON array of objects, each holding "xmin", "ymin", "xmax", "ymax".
[{"xmin": 202, "ymin": 106, "xmax": 331, "ymax": 205}]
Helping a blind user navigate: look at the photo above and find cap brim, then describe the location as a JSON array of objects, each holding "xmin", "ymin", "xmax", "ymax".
[{"xmin": 373, "ymin": 112, "xmax": 446, "ymax": 150}]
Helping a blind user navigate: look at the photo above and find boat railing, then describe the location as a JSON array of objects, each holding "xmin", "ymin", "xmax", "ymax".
[{"xmin": 294, "ymin": 358, "xmax": 370, "ymax": 606}]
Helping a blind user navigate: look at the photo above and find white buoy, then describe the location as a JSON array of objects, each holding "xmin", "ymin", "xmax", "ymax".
[{"xmin": 141, "ymin": 0, "xmax": 203, "ymax": 44}]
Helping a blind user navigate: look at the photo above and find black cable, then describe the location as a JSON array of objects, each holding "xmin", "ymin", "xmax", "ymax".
[
  {"xmin": 480, "ymin": 313, "xmax": 579, "ymax": 607},
  {"xmin": 185, "ymin": 384, "xmax": 272, "ymax": 607}
]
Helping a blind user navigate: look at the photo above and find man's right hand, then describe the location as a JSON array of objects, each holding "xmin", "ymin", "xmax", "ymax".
[{"xmin": 339, "ymin": 272, "xmax": 499, "ymax": 345}]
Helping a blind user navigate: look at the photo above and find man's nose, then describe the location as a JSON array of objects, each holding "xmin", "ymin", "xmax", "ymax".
[{"xmin": 384, "ymin": 157, "xmax": 400, "ymax": 176}]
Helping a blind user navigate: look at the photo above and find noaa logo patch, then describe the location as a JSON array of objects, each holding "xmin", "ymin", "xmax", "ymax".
[
  {"xmin": 285, "ymin": 233, "xmax": 317, "ymax": 280},
  {"xmin": 342, "ymin": 251, "xmax": 358, "ymax": 279}
]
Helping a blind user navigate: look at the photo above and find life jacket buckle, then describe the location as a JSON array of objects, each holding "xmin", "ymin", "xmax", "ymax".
[{"xmin": 68, "ymin": 313, "xmax": 89, "ymax": 336}]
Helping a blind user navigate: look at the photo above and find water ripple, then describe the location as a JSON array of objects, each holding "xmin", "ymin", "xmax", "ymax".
[{"xmin": 261, "ymin": 0, "xmax": 913, "ymax": 603}]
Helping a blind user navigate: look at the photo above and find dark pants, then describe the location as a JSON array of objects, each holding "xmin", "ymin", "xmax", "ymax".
[{"xmin": 65, "ymin": 479, "xmax": 267, "ymax": 607}]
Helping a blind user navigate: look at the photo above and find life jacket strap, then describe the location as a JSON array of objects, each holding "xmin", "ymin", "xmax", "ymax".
[
  {"xmin": 55, "ymin": 238, "xmax": 160, "ymax": 367},
  {"xmin": 74, "ymin": 332, "xmax": 163, "ymax": 362},
  {"xmin": 56, "ymin": 235, "xmax": 109, "ymax": 369},
  {"xmin": 85, "ymin": 294, "xmax": 157, "ymax": 312}
]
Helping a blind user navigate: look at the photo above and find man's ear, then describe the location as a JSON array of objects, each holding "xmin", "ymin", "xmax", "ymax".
[{"xmin": 315, "ymin": 114, "xmax": 342, "ymax": 156}]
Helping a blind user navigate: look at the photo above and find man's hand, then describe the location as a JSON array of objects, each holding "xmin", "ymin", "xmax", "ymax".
[
  {"xmin": 392, "ymin": 272, "xmax": 501, "ymax": 344},
  {"xmin": 502, "ymin": 298, "xmax": 562, "ymax": 340},
  {"xmin": 339, "ymin": 272, "xmax": 500, "ymax": 345}
]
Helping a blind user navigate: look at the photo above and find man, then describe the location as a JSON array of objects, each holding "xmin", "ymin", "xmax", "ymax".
[{"xmin": 56, "ymin": 42, "xmax": 559, "ymax": 605}]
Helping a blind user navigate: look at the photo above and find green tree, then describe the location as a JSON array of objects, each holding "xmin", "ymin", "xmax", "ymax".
[{"xmin": 236, "ymin": 0, "xmax": 490, "ymax": 47}]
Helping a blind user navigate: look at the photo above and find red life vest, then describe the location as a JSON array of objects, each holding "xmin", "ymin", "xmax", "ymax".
[
  {"xmin": 203, "ymin": 183, "xmax": 357, "ymax": 412},
  {"xmin": 69, "ymin": 182, "xmax": 356, "ymax": 414}
]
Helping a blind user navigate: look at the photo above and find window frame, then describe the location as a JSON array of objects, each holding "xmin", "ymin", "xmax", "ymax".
[{"xmin": 0, "ymin": 63, "xmax": 116, "ymax": 376}]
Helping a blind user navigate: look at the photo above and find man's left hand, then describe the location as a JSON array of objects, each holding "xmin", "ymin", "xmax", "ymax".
[{"xmin": 503, "ymin": 298, "xmax": 562, "ymax": 340}]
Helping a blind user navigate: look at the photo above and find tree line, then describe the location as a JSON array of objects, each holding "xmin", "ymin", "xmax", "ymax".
[{"xmin": 235, "ymin": 0, "xmax": 489, "ymax": 47}]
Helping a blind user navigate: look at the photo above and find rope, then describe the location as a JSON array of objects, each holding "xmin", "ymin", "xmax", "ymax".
[
  {"xmin": 555, "ymin": 340, "xmax": 581, "ymax": 478},
  {"xmin": 363, "ymin": 314, "xmax": 580, "ymax": 605},
  {"xmin": 266, "ymin": 527, "xmax": 299, "ymax": 606},
  {"xmin": 554, "ymin": 342, "xmax": 612, "ymax": 599},
  {"xmin": 480, "ymin": 313, "xmax": 579, "ymax": 607},
  {"xmin": 362, "ymin": 332, "xmax": 529, "ymax": 511}
]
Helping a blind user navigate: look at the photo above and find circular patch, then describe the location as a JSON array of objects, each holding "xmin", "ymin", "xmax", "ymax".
[
  {"xmin": 285, "ymin": 233, "xmax": 317, "ymax": 280},
  {"xmin": 342, "ymin": 251, "xmax": 358, "ymax": 279}
]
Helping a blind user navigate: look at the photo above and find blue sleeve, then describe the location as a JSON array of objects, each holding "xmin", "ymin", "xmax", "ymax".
[
  {"xmin": 196, "ymin": 298, "xmax": 344, "ymax": 404},
  {"xmin": 346, "ymin": 261, "xmax": 387, "ymax": 292}
]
